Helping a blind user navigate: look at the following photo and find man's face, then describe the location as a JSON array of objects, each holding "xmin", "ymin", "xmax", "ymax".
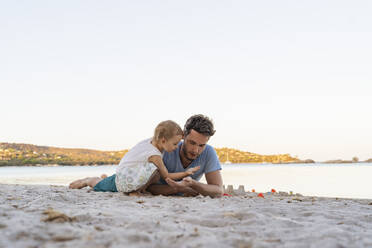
[{"xmin": 181, "ymin": 129, "xmax": 210, "ymax": 161}]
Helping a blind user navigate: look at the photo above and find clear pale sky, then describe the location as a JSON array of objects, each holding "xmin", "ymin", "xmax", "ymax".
[{"xmin": 1, "ymin": 1, "xmax": 371, "ymax": 161}]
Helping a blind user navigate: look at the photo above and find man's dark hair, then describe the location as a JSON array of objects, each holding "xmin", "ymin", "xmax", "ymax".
[{"xmin": 184, "ymin": 114, "xmax": 216, "ymax": 137}]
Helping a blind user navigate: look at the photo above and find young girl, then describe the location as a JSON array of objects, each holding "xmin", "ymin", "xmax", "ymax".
[{"xmin": 69, "ymin": 120, "xmax": 200, "ymax": 195}]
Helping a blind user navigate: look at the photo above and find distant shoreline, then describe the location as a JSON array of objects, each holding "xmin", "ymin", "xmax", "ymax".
[
  {"xmin": 1, "ymin": 161, "xmax": 372, "ymax": 167},
  {"xmin": 1, "ymin": 142, "xmax": 371, "ymax": 166}
]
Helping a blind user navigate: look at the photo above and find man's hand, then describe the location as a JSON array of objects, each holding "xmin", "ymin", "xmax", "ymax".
[
  {"xmin": 163, "ymin": 170, "xmax": 223, "ymax": 198},
  {"xmin": 182, "ymin": 176, "xmax": 194, "ymax": 184},
  {"xmin": 165, "ymin": 177, "xmax": 199, "ymax": 196},
  {"xmin": 185, "ymin": 166, "xmax": 200, "ymax": 176},
  {"xmin": 165, "ymin": 177, "xmax": 193, "ymax": 189}
]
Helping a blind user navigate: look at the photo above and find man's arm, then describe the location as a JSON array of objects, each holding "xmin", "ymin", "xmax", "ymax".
[
  {"xmin": 188, "ymin": 170, "xmax": 223, "ymax": 198},
  {"xmin": 147, "ymin": 184, "xmax": 199, "ymax": 196},
  {"xmin": 165, "ymin": 170, "xmax": 223, "ymax": 198},
  {"xmin": 146, "ymin": 184, "xmax": 177, "ymax": 196}
]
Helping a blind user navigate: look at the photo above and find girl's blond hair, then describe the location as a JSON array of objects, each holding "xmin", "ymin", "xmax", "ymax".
[{"xmin": 153, "ymin": 120, "xmax": 183, "ymax": 141}]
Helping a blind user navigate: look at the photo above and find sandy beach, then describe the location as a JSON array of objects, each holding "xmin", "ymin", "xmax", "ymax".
[{"xmin": 1, "ymin": 184, "xmax": 372, "ymax": 248}]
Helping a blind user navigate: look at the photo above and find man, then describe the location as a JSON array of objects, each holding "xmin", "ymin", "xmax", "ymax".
[
  {"xmin": 69, "ymin": 114, "xmax": 223, "ymax": 198},
  {"xmin": 148, "ymin": 114, "xmax": 224, "ymax": 198}
]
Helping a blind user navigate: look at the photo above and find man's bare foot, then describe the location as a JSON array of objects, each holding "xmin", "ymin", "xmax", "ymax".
[{"xmin": 69, "ymin": 178, "xmax": 89, "ymax": 189}]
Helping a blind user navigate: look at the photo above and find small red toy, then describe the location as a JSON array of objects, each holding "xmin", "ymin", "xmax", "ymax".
[{"xmin": 257, "ymin": 193, "xmax": 264, "ymax": 198}]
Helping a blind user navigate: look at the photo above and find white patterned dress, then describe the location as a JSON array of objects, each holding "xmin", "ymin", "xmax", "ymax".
[{"xmin": 115, "ymin": 138, "xmax": 162, "ymax": 193}]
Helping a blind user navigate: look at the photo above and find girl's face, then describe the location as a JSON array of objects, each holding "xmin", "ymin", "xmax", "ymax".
[{"xmin": 162, "ymin": 135, "xmax": 182, "ymax": 152}]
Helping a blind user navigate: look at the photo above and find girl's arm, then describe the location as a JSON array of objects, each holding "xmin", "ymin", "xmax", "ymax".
[
  {"xmin": 148, "ymin": 156, "xmax": 200, "ymax": 180},
  {"xmin": 167, "ymin": 171, "xmax": 191, "ymax": 180},
  {"xmin": 148, "ymin": 155, "xmax": 169, "ymax": 179},
  {"xmin": 170, "ymin": 166, "xmax": 200, "ymax": 180}
]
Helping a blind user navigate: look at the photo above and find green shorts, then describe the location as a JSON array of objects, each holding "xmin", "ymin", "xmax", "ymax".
[{"xmin": 93, "ymin": 174, "xmax": 118, "ymax": 192}]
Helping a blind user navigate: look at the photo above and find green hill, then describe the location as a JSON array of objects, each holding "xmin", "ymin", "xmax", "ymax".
[
  {"xmin": 0, "ymin": 142, "xmax": 301, "ymax": 166},
  {"xmin": 0, "ymin": 143, "xmax": 127, "ymax": 166},
  {"xmin": 215, "ymin": 147, "xmax": 300, "ymax": 164}
]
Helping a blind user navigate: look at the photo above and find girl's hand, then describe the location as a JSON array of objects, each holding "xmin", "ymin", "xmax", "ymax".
[{"xmin": 186, "ymin": 166, "xmax": 200, "ymax": 175}]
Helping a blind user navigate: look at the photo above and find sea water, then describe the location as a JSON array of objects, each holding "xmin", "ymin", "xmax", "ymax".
[{"xmin": 1, "ymin": 163, "xmax": 372, "ymax": 199}]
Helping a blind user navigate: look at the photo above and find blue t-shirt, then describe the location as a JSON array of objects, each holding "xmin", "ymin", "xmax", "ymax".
[{"xmin": 162, "ymin": 142, "xmax": 222, "ymax": 181}]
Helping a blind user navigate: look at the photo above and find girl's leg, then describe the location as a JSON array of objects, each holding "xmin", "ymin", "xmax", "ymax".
[
  {"xmin": 128, "ymin": 170, "xmax": 160, "ymax": 196},
  {"xmin": 69, "ymin": 174, "xmax": 106, "ymax": 189},
  {"xmin": 141, "ymin": 170, "xmax": 161, "ymax": 193}
]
